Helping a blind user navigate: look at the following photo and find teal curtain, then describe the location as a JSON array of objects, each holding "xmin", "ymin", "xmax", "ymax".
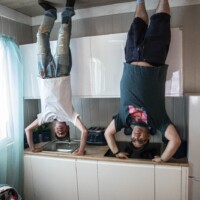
[{"xmin": 0, "ymin": 35, "xmax": 24, "ymax": 195}]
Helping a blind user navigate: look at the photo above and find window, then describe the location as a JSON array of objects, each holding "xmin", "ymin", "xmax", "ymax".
[
  {"xmin": 0, "ymin": 39, "xmax": 10, "ymax": 140},
  {"xmin": 0, "ymin": 35, "xmax": 23, "ymax": 141},
  {"xmin": 0, "ymin": 34, "xmax": 23, "ymax": 194}
]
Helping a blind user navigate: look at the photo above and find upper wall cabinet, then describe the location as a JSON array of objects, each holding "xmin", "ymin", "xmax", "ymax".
[
  {"xmin": 20, "ymin": 43, "xmax": 40, "ymax": 99},
  {"xmin": 89, "ymin": 33, "xmax": 125, "ymax": 97},
  {"xmin": 165, "ymin": 28, "xmax": 183, "ymax": 96},
  {"xmin": 71, "ymin": 33, "xmax": 126, "ymax": 97},
  {"xmin": 70, "ymin": 36, "xmax": 93, "ymax": 96},
  {"xmin": 20, "ymin": 28, "xmax": 182, "ymax": 99}
]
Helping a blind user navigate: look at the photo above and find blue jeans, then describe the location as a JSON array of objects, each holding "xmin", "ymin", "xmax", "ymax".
[{"xmin": 37, "ymin": 8, "xmax": 75, "ymax": 78}]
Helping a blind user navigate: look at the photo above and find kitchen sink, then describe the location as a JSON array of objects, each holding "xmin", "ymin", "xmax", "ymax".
[
  {"xmin": 104, "ymin": 141, "xmax": 162, "ymax": 160},
  {"xmin": 42, "ymin": 140, "xmax": 80, "ymax": 153}
]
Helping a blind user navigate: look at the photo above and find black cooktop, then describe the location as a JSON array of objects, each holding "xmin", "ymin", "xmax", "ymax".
[{"xmin": 104, "ymin": 141, "xmax": 162, "ymax": 160}]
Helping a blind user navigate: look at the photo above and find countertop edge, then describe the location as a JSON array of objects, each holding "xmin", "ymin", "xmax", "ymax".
[{"xmin": 24, "ymin": 145, "xmax": 189, "ymax": 167}]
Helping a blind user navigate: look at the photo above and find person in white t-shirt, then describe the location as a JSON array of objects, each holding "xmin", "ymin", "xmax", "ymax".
[{"xmin": 25, "ymin": 0, "xmax": 87, "ymax": 155}]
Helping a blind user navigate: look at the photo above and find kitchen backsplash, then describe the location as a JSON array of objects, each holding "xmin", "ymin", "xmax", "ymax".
[{"xmin": 24, "ymin": 97, "xmax": 188, "ymax": 143}]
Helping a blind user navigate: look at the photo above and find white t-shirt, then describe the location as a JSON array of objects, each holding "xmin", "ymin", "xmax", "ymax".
[{"xmin": 37, "ymin": 76, "xmax": 79, "ymax": 126}]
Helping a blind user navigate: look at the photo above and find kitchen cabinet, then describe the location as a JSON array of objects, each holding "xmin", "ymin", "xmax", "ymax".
[
  {"xmin": 24, "ymin": 155, "xmax": 34, "ymax": 200},
  {"xmin": 70, "ymin": 37, "xmax": 93, "ymax": 96},
  {"xmin": 20, "ymin": 44, "xmax": 40, "ymax": 99},
  {"xmin": 182, "ymin": 167, "xmax": 189, "ymax": 200},
  {"xmin": 24, "ymin": 155, "xmax": 188, "ymax": 200},
  {"xmin": 155, "ymin": 165, "xmax": 188, "ymax": 200},
  {"xmin": 24, "ymin": 156, "xmax": 99, "ymax": 200},
  {"xmin": 188, "ymin": 96, "xmax": 200, "ymax": 200},
  {"xmin": 76, "ymin": 160, "xmax": 99, "ymax": 200},
  {"xmin": 89, "ymin": 33, "xmax": 125, "ymax": 97},
  {"xmin": 20, "ymin": 29, "xmax": 182, "ymax": 98},
  {"xmin": 23, "ymin": 155, "xmax": 78, "ymax": 200},
  {"xmin": 20, "ymin": 33, "xmax": 124, "ymax": 98},
  {"xmin": 98, "ymin": 161, "xmax": 154, "ymax": 200}
]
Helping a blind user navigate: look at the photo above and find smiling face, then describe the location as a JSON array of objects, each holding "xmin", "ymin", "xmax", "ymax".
[
  {"xmin": 54, "ymin": 121, "xmax": 69, "ymax": 140},
  {"xmin": 131, "ymin": 125, "xmax": 150, "ymax": 148}
]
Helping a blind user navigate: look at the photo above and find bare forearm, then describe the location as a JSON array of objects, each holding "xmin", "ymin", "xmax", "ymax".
[
  {"xmin": 25, "ymin": 130, "xmax": 35, "ymax": 151},
  {"xmin": 105, "ymin": 133, "xmax": 119, "ymax": 154},
  {"xmin": 161, "ymin": 140, "xmax": 181, "ymax": 161},
  {"xmin": 74, "ymin": 117, "xmax": 88, "ymax": 154},
  {"xmin": 104, "ymin": 120, "xmax": 119, "ymax": 154},
  {"xmin": 105, "ymin": 123, "xmax": 129, "ymax": 159},
  {"xmin": 78, "ymin": 130, "xmax": 88, "ymax": 153},
  {"xmin": 105, "ymin": 120, "xmax": 129, "ymax": 159},
  {"xmin": 25, "ymin": 119, "xmax": 39, "ymax": 151},
  {"xmin": 153, "ymin": 124, "xmax": 181, "ymax": 162},
  {"xmin": 160, "ymin": 124, "xmax": 181, "ymax": 161}
]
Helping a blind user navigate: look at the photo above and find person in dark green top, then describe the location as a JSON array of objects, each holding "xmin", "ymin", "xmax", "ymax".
[{"xmin": 105, "ymin": 0, "xmax": 181, "ymax": 162}]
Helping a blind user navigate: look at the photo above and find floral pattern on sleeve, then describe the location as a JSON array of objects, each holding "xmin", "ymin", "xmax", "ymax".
[{"xmin": 128, "ymin": 105, "xmax": 148, "ymax": 124}]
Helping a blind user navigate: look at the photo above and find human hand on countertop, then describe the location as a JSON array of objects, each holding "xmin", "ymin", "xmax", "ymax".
[
  {"xmin": 72, "ymin": 149, "xmax": 86, "ymax": 156},
  {"xmin": 152, "ymin": 156, "xmax": 165, "ymax": 162},
  {"xmin": 31, "ymin": 147, "xmax": 43, "ymax": 153},
  {"xmin": 115, "ymin": 152, "xmax": 129, "ymax": 159}
]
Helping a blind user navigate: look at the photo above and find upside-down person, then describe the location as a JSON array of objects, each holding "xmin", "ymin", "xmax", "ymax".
[
  {"xmin": 105, "ymin": 0, "xmax": 181, "ymax": 162},
  {"xmin": 25, "ymin": 0, "xmax": 87, "ymax": 155}
]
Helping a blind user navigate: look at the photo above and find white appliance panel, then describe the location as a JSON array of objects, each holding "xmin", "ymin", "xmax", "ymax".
[{"xmin": 188, "ymin": 96, "xmax": 200, "ymax": 200}]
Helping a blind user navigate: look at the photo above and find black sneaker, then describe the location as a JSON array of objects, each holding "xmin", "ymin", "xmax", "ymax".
[
  {"xmin": 38, "ymin": 0, "xmax": 56, "ymax": 11},
  {"xmin": 66, "ymin": 0, "xmax": 76, "ymax": 8}
]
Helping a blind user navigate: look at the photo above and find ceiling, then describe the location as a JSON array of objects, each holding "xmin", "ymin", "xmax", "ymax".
[{"xmin": 0, "ymin": 0, "xmax": 134, "ymax": 17}]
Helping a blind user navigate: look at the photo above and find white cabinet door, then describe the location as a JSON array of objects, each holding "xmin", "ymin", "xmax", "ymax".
[
  {"xmin": 90, "ymin": 33, "xmax": 126, "ymax": 97},
  {"xmin": 76, "ymin": 160, "xmax": 99, "ymax": 200},
  {"xmin": 30, "ymin": 155, "xmax": 78, "ymax": 200},
  {"xmin": 182, "ymin": 167, "xmax": 188, "ymax": 200},
  {"xmin": 70, "ymin": 37, "xmax": 92, "ymax": 96},
  {"xmin": 98, "ymin": 161, "xmax": 154, "ymax": 200},
  {"xmin": 155, "ymin": 165, "xmax": 182, "ymax": 200},
  {"xmin": 165, "ymin": 28, "xmax": 183, "ymax": 96},
  {"xmin": 189, "ymin": 177, "xmax": 200, "ymax": 200},
  {"xmin": 20, "ymin": 44, "xmax": 40, "ymax": 99},
  {"xmin": 24, "ymin": 155, "xmax": 35, "ymax": 200}
]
